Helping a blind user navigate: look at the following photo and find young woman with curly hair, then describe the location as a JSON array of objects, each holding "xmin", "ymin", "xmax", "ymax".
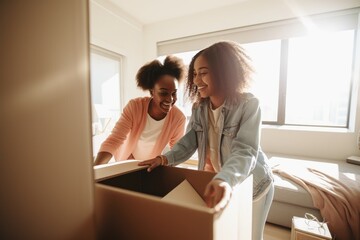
[{"xmin": 94, "ymin": 56, "xmax": 187, "ymax": 165}]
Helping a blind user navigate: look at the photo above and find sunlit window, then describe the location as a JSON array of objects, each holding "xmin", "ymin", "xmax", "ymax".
[
  {"xmin": 242, "ymin": 40, "xmax": 281, "ymax": 122},
  {"xmin": 158, "ymin": 10, "xmax": 358, "ymax": 129},
  {"xmin": 90, "ymin": 45, "xmax": 123, "ymax": 156},
  {"xmin": 286, "ymin": 30, "xmax": 354, "ymax": 127}
]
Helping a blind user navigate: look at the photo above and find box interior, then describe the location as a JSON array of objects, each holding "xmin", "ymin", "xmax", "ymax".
[{"xmin": 97, "ymin": 166, "xmax": 215, "ymax": 199}]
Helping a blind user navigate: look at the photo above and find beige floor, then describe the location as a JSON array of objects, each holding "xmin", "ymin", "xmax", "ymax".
[{"xmin": 264, "ymin": 223, "xmax": 291, "ymax": 240}]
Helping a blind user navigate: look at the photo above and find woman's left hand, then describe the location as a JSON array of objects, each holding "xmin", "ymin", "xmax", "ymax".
[{"xmin": 203, "ymin": 179, "xmax": 232, "ymax": 212}]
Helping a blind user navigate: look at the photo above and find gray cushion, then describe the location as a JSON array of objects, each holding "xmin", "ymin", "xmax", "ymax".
[
  {"xmin": 267, "ymin": 201, "xmax": 322, "ymax": 228},
  {"xmin": 273, "ymin": 173, "xmax": 315, "ymax": 208}
]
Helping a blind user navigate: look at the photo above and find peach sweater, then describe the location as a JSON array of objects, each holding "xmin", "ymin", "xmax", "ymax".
[{"xmin": 99, "ymin": 97, "xmax": 186, "ymax": 161}]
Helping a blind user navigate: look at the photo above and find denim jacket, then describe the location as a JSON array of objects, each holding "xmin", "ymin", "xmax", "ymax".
[{"xmin": 164, "ymin": 92, "xmax": 273, "ymax": 199}]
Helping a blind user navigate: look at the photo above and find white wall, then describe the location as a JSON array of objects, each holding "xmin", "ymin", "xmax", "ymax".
[
  {"xmin": 0, "ymin": 1, "xmax": 95, "ymax": 239},
  {"xmin": 143, "ymin": 0, "xmax": 360, "ymax": 161},
  {"xmin": 143, "ymin": 0, "xmax": 360, "ymax": 57},
  {"xmin": 90, "ymin": 0, "xmax": 146, "ymax": 104}
]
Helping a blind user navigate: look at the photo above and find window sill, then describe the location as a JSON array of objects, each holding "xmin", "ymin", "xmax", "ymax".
[
  {"xmin": 177, "ymin": 159, "xmax": 198, "ymax": 170},
  {"xmin": 262, "ymin": 124, "xmax": 352, "ymax": 133}
]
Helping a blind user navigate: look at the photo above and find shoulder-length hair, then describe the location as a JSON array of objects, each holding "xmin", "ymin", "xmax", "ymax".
[{"xmin": 186, "ymin": 41, "xmax": 254, "ymax": 103}]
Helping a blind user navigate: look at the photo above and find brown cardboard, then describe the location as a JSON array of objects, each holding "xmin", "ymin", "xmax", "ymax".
[{"xmin": 94, "ymin": 160, "xmax": 252, "ymax": 240}]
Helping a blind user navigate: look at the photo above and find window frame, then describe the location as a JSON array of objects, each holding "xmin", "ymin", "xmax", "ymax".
[
  {"xmin": 89, "ymin": 44, "xmax": 124, "ymax": 157},
  {"xmin": 90, "ymin": 44, "xmax": 124, "ymax": 119},
  {"xmin": 157, "ymin": 8, "xmax": 360, "ymax": 130}
]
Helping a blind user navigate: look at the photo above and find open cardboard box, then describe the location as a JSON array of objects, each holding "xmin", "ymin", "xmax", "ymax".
[{"xmin": 94, "ymin": 160, "xmax": 253, "ymax": 240}]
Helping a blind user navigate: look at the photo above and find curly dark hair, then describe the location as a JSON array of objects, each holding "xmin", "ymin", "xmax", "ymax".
[
  {"xmin": 186, "ymin": 41, "xmax": 254, "ymax": 103},
  {"xmin": 136, "ymin": 55, "xmax": 186, "ymax": 90}
]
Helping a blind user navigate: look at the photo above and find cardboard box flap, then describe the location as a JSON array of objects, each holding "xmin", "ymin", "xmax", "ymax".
[
  {"xmin": 162, "ymin": 179, "xmax": 207, "ymax": 208},
  {"xmin": 94, "ymin": 160, "xmax": 147, "ymax": 181}
]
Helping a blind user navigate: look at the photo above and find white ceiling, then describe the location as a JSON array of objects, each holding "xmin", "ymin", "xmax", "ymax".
[{"xmin": 108, "ymin": 0, "xmax": 250, "ymax": 25}]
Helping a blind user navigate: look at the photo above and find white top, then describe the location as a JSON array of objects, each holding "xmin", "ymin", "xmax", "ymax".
[
  {"xmin": 132, "ymin": 114, "xmax": 165, "ymax": 159},
  {"xmin": 206, "ymin": 102, "xmax": 223, "ymax": 172}
]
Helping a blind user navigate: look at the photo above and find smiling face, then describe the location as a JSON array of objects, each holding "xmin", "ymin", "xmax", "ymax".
[
  {"xmin": 193, "ymin": 55, "xmax": 214, "ymax": 98},
  {"xmin": 193, "ymin": 55, "xmax": 225, "ymax": 108},
  {"xmin": 149, "ymin": 74, "xmax": 178, "ymax": 120}
]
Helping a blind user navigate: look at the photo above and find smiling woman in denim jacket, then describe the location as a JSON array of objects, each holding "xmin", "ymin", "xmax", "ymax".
[{"xmin": 139, "ymin": 41, "xmax": 274, "ymax": 240}]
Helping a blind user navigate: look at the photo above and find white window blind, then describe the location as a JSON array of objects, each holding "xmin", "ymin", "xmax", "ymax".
[{"xmin": 157, "ymin": 8, "xmax": 359, "ymax": 56}]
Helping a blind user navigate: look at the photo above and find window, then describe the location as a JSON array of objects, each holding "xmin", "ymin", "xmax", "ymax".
[
  {"xmin": 90, "ymin": 45, "xmax": 123, "ymax": 156},
  {"xmin": 157, "ymin": 8, "xmax": 359, "ymax": 129},
  {"xmin": 242, "ymin": 40, "xmax": 281, "ymax": 123},
  {"xmin": 285, "ymin": 30, "xmax": 354, "ymax": 127}
]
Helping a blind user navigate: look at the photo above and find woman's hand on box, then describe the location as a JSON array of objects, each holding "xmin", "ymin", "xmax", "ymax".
[
  {"xmin": 204, "ymin": 179, "xmax": 232, "ymax": 212},
  {"xmin": 138, "ymin": 156, "xmax": 164, "ymax": 172}
]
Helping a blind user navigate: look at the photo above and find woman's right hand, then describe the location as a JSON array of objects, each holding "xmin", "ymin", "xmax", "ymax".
[
  {"xmin": 138, "ymin": 156, "xmax": 164, "ymax": 172},
  {"xmin": 94, "ymin": 152, "xmax": 113, "ymax": 166}
]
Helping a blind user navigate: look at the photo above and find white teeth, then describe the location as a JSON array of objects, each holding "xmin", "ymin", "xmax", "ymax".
[
  {"xmin": 161, "ymin": 103, "xmax": 171, "ymax": 110},
  {"xmin": 197, "ymin": 86, "xmax": 206, "ymax": 90}
]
